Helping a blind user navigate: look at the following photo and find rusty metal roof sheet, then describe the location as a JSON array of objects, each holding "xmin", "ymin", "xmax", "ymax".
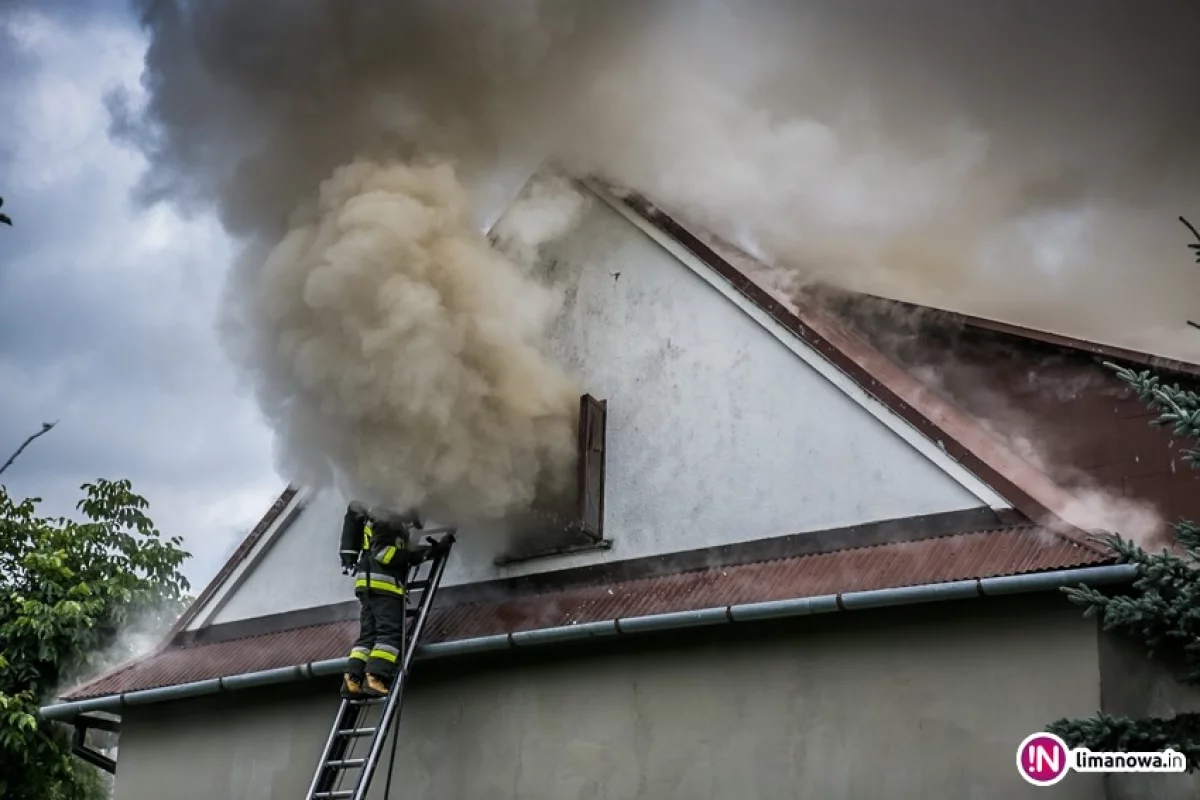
[{"xmin": 63, "ymin": 525, "xmax": 1108, "ymax": 700}]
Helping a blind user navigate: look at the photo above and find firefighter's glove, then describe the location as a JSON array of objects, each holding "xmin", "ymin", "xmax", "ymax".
[{"xmin": 340, "ymin": 552, "xmax": 357, "ymax": 572}]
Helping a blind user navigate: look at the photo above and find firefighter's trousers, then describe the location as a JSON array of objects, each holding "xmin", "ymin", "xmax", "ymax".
[{"xmin": 347, "ymin": 573, "xmax": 406, "ymax": 682}]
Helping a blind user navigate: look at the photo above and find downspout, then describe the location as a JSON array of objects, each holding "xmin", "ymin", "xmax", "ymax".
[{"xmin": 39, "ymin": 563, "xmax": 1135, "ymax": 725}]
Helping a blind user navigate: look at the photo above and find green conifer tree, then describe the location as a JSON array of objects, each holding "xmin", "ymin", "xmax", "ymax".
[{"xmin": 1046, "ymin": 218, "xmax": 1200, "ymax": 770}]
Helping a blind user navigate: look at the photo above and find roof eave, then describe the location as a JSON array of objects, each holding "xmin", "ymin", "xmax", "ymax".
[{"xmin": 39, "ymin": 561, "xmax": 1131, "ymax": 722}]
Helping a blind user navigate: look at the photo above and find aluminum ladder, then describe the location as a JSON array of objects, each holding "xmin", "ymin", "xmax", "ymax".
[{"xmin": 304, "ymin": 528, "xmax": 457, "ymax": 800}]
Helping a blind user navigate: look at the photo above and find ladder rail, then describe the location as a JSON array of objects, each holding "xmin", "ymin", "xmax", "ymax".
[
  {"xmin": 304, "ymin": 699, "xmax": 353, "ymax": 799},
  {"xmin": 306, "ymin": 692, "xmax": 386, "ymax": 796},
  {"xmin": 349, "ymin": 539, "xmax": 453, "ymax": 800}
]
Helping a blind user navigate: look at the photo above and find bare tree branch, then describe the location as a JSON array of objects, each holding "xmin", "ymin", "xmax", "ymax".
[
  {"xmin": 1180, "ymin": 218, "xmax": 1199, "ymax": 331},
  {"xmin": 0, "ymin": 421, "xmax": 58, "ymax": 478},
  {"xmin": 1182, "ymin": 216, "xmax": 1200, "ymax": 263}
]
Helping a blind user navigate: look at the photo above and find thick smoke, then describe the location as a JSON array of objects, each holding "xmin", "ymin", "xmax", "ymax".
[
  {"xmin": 111, "ymin": 1, "xmax": 621, "ymax": 520},
  {"xmin": 113, "ymin": 0, "xmax": 1200, "ymax": 521},
  {"xmin": 559, "ymin": 0, "xmax": 1200, "ymax": 361},
  {"xmin": 236, "ymin": 158, "xmax": 581, "ymax": 518}
]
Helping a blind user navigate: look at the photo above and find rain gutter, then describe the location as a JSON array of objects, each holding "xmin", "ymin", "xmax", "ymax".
[{"xmin": 39, "ymin": 562, "xmax": 1135, "ymax": 724}]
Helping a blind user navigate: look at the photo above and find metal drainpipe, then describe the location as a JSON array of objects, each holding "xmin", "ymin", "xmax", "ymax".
[{"xmin": 38, "ymin": 562, "xmax": 1137, "ymax": 725}]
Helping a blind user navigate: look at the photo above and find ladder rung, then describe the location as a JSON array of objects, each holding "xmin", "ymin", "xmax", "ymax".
[
  {"xmin": 312, "ymin": 791, "xmax": 354, "ymax": 799},
  {"xmin": 325, "ymin": 758, "xmax": 365, "ymax": 769},
  {"xmin": 408, "ymin": 579, "xmax": 429, "ymax": 590},
  {"xmin": 337, "ymin": 727, "xmax": 376, "ymax": 737},
  {"xmin": 405, "ymin": 606, "xmax": 419, "ymax": 617},
  {"xmin": 348, "ymin": 697, "xmax": 385, "ymax": 706}
]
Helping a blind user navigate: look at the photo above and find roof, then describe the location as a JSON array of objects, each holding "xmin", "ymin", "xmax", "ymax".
[
  {"xmin": 63, "ymin": 523, "xmax": 1108, "ymax": 700},
  {"xmin": 64, "ymin": 181, "xmax": 1165, "ymax": 702}
]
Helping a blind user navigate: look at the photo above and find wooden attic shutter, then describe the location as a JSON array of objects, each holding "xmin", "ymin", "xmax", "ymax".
[{"xmin": 576, "ymin": 394, "xmax": 607, "ymax": 540}]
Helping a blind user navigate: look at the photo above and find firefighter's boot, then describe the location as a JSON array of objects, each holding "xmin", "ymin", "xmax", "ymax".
[
  {"xmin": 341, "ymin": 673, "xmax": 363, "ymax": 698},
  {"xmin": 364, "ymin": 673, "xmax": 391, "ymax": 697}
]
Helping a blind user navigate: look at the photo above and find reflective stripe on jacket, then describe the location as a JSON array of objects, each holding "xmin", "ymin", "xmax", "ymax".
[
  {"xmin": 354, "ymin": 574, "xmax": 405, "ymax": 596},
  {"xmin": 359, "ymin": 521, "xmax": 407, "ymax": 568}
]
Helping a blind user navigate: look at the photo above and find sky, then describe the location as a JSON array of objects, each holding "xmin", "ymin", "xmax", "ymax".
[{"xmin": 0, "ymin": 0, "xmax": 282, "ymax": 590}]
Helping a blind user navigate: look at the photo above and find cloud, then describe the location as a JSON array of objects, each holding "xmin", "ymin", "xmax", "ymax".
[{"xmin": 0, "ymin": 4, "xmax": 280, "ymax": 587}]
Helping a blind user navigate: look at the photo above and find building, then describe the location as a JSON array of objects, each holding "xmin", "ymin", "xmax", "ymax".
[{"xmin": 41, "ymin": 176, "xmax": 1200, "ymax": 799}]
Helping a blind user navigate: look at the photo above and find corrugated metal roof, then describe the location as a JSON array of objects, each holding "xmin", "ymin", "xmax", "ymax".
[{"xmin": 64, "ymin": 525, "xmax": 1108, "ymax": 700}]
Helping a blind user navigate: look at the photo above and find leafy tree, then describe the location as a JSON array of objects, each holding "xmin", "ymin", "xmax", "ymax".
[
  {"xmin": 0, "ymin": 478, "xmax": 191, "ymax": 799},
  {"xmin": 1047, "ymin": 223, "xmax": 1200, "ymax": 770}
]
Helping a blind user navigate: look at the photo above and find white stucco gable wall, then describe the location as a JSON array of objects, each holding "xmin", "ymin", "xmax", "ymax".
[{"xmin": 198, "ymin": 181, "xmax": 1006, "ymax": 628}]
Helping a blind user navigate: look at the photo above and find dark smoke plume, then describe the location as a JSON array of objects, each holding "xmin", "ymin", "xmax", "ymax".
[{"xmin": 110, "ymin": 0, "xmax": 1200, "ymax": 521}]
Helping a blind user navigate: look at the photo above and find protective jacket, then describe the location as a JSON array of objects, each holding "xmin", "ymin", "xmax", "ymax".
[{"xmin": 339, "ymin": 505, "xmax": 431, "ymax": 594}]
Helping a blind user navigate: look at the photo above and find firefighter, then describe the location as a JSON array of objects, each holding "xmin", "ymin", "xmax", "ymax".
[{"xmin": 339, "ymin": 502, "xmax": 432, "ymax": 698}]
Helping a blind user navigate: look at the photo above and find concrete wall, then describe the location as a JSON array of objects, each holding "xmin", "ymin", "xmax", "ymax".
[
  {"xmin": 117, "ymin": 595, "xmax": 1101, "ymax": 800},
  {"xmin": 1100, "ymin": 629, "xmax": 1200, "ymax": 800},
  {"xmin": 205, "ymin": 185, "xmax": 996, "ymax": 626}
]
